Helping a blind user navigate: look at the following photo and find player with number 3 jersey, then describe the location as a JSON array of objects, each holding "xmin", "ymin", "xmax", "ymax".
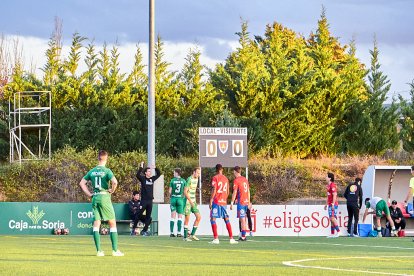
[{"xmin": 209, "ymin": 164, "xmax": 238, "ymax": 245}]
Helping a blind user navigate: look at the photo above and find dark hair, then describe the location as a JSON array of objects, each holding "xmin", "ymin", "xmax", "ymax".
[
  {"xmin": 391, "ymin": 200, "xmax": 397, "ymax": 205},
  {"xmin": 193, "ymin": 167, "xmax": 200, "ymax": 173},
  {"xmin": 145, "ymin": 167, "xmax": 151, "ymax": 173},
  {"xmin": 98, "ymin": 150, "xmax": 108, "ymax": 161},
  {"xmin": 327, "ymin": 172, "xmax": 334, "ymax": 182},
  {"xmin": 355, "ymin": 177, "xmax": 362, "ymax": 184},
  {"xmin": 215, "ymin": 164, "xmax": 223, "ymax": 172},
  {"xmin": 364, "ymin": 198, "xmax": 370, "ymax": 205},
  {"xmin": 233, "ymin": 166, "xmax": 241, "ymax": 173},
  {"xmin": 133, "ymin": 191, "xmax": 139, "ymax": 196},
  {"xmin": 411, "ymin": 165, "xmax": 414, "ymax": 171},
  {"xmin": 174, "ymin": 168, "xmax": 182, "ymax": 176}
]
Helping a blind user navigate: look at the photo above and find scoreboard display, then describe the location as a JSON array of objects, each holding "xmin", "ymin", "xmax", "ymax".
[{"xmin": 199, "ymin": 127, "xmax": 248, "ymax": 167}]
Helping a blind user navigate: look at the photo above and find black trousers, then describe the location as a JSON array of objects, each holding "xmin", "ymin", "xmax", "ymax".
[
  {"xmin": 239, "ymin": 208, "xmax": 253, "ymax": 232},
  {"xmin": 138, "ymin": 200, "xmax": 153, "ymax": 232},
  {"xmin": 347, "ymin": 204, "xmax": 359, "ymax": 235},
  {"xmin": 131, "ymin": 212, "xmax": 146, "ymax": 229}
]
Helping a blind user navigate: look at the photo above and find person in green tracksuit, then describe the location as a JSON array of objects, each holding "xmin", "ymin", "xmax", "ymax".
[
  {"xmin": 79, "ymin": 150, "xmax": 124, "ymax": 257},
  {"xmin": 169, "ymin": 168, "xmax": 186, "ymax": 237}
]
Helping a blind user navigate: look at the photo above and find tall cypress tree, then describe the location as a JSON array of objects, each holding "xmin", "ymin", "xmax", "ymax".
[{"xmin": 399, "ymin": 81, "xmax": 414, "ymax": 152}]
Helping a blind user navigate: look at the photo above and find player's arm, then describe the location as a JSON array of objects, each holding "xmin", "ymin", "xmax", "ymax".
[
  {"xmin": 109, "ymin": 176, "xmax": 118, "ymax": 193},
  {"xmin": 332, "ymin": 191, "xmax": 337, "ymax": 206},
  {"xmin": 230, "ymin": 184, "xmax": 237, "ymax": 210},
  {"xmin": 209, "ymin": 185, "xmax": 216, "ymax": 210},
  {"xmin": 79, "ymin": 178, "xmax": 93, "ymax": 198},
  {"xmin": 362, "ymin": 207, "xmax": 370, "ymax": 222},
  {"xmin": 168, "ymin": 180, "xmax": 173, "ymax": 197},
  {"xmin": 404, "ymin": 187, "xmax": 413, "ymax": 206}
]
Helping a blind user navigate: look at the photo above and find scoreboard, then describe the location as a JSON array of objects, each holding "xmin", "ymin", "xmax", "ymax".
[{"xmin": 199, "ymin": 127, "xmax": 248, "ymax": 167}]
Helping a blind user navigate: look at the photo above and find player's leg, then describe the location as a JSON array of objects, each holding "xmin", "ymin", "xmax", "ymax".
[
  {"xmin": 176, "ymin": 200, "xmax": 184, "ymax": 237},
  {"xmin": 221, "ymin": 206, "xmax": 236, "ymax": 243},
  {"xmin": 170, "ymin": 199, "xmax": 177, "ymax": 237},
  {"xmin": 246, "ymin": 208, "xmax": 253, "ymax": 235},
  {"xmin": 190, "ymin": 205, "xmax": 201, "ymax": 240},
  {"xmin": 375, "ymin": 215, "xmax": 383, "ymax": 236},
  {"xmin": 210, "ymin": 204, "xmax": 219, "ymax": 243},
  {"xmin": 184, "ymin": 203, "xmax": 191, "ymax": 239},
  {"xmin": 100, "ymin": 197, "xmax": 123, "ymax": 256},
  {"xmin": 92, "ymin": 197, "xmax": 103, "ymax": 255},
  {"xmin": 346, "ymin": 204, "xmax": 353, "ymax": 235},
  {"xmin": 142, "ymin": 201, "xmax": 153, "ymax": 233},
  {"xmin": 353, "ymin": 205, "xmax": 359, "ymax": 236}
]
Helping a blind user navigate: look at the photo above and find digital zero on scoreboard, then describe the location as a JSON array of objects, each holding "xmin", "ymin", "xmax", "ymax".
[{"xmin": 199, "ymin": 127, "xmax": 248, "ymax": 167}]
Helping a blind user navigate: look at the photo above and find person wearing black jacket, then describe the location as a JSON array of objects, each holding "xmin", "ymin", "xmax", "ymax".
[
  {"xmin": 136, "ymin": 161, "xmax": 161, "ymax": 236},
  {"xmin": 388, "ymin": 200, "xmax": 406, "ymax": 231},
  {"xmin": 128, "ymin": 191, "xmax": 147, "ymax": 235},
  {"xmin": 344, "ymin": 177, "xmax": 363, "ymax": 237}
]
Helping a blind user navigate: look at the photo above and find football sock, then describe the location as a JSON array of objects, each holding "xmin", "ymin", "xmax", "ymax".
[
  {"xmin": 93, "ymin": 227, "xmax": 101, "ymax": 251},
  {"xmin": 225, "ymin": 218, "xmax": 233, "ymax": 238},
  {"xmin": 177, "ymin": 219, "xmax": 182, "ymax": 233},
  {"xmin": 242, "ymin": 230, "xmax": 246, "ymax": 238},
  {"xmin": 184, "ymin": 226, "xmax": 188, "ymax": 238},
  {"xmin": 210, "ymin": 220, "xmax": 218, "ymax": 239},
  {"xmin": 335, "ymin": 225, "xmax": 340, "ymax": 232},
  {"xmin": 110, "ymin": 228, "xmax": 118, "ymax": 251},
  {"xmin": 191, "ymin": 226, "xmax": 198, "ymax": 236},
  {"xmin": 377, "ymin": 227, "xmax": 381, "ymax": 232},
  {"xmin": 170, "ymin": 220, "xmax": 175, "ymax": 234},
  {"xmin": 330, "ymin": 226, "xmax": 334, "ymax": 235}
]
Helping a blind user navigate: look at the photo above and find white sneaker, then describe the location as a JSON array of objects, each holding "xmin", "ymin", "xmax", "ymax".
[
  {"xmin": 191, "ymin": 235, "xmax": 199, "ymax": 241},
  {"xmin": 209, "ymin": 239, "xmax": 220, "ymax": 244},
  {"xmin": 333, "ymin": 231, "xmax": 340, "ymax": 238},
  {"xmin": 96, "ymin": 251, "xmax": 105, "ymax": 257},
  {"xmin": 353, "ymin": 233, "xmax": 359, "ymax": 237},
  {"xmin": 229, "ymin": 238, "xmax": 239, "ymax": 244},
  {"xmin": 326, "ymin": 234, "xmax": 335, "ymax": 238},
  {"xmin": 112, "ymin": 250, "xmax": 124, "ymax": 257},
  {"xmin": 184, "ymin": 237, "xmax": 192, "ymax": 242},
  {"xmin": 391, "ymin": 230, "xmax": 397, "ymax": 237}
]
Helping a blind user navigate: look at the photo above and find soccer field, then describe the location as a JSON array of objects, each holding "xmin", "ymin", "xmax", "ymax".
[{"xmin": 1, "ymin": 235, "xmax": 413, "ymax": 275}]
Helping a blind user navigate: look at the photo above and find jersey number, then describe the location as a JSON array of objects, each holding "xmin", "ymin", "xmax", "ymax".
[
  {"xmin": 175, "ymin": 183, "xmax": 182, "ymax": 193},
  {"xmin": 217, "ymin": 182, "xmax": 227, "ymax": 193},
  {"xmin": 95, "ymin": 177, "xmax": 102, "ymax": 190},
  {"xmin": 243, "ymin": 182, "xmax": 248, "ymax": 193}
]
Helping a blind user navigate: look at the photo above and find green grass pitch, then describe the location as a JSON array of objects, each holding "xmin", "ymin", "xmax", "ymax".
[{"xmin": 1, "ymin": 235, "xmax": 413, "ymax": 275}]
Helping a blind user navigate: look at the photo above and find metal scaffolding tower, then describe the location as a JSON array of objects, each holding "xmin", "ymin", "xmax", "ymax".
[{"xmin": 9, "ymin": 91, "xmax": 51, "ymax": 163}]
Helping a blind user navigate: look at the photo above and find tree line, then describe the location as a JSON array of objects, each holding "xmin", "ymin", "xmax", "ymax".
[{"xmin": 1, "ymin": 10, "xmax": 414, "ymax": 161}]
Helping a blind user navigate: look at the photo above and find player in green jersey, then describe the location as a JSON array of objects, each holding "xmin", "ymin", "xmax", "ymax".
[
  {"xmin": 183, "ymin": 167, "xmax": 202, "ymax": 241},
  {"xmin": 79, "ymin": 150, "xmax": 124, "ymax": 257},
  {"xmin": 169, "ymin": 168, "xmax": 187, "ymax": 237}
]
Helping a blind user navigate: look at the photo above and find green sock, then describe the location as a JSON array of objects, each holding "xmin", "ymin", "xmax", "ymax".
[
  {"xmin": 170, "ymin": 220, "xmax": 175, "ymax": 234},
  {"xmin": 184, "ymin": 227, "xmax": 188, "ymax": 238},
  {"xmin": 110, "ymin": 230, "xmax": 118, "ymax": 251},
  {"xmin": 191, "ymin": 226, "xmax": 198, "ymax": 236},
  {"xmin": 93, "ymin": 230, "xmax": 101, "ymax": 251},
  {"xmin": 177, "ymin": 220, "xmax": 182, "ymax": 232}
]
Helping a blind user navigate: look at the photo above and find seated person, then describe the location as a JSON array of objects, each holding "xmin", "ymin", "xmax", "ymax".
[
  {"xmin": 387, "ymin": 200, "xmax": 406, "ymax": 232},
  {"xmin": 128, "ymin": 191, "xmax": 147, "ymax": 235}
]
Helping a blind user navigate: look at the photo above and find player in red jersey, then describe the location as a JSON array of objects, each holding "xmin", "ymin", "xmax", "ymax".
[
  {"xmin": 209, "ymin": 164, "xmax": 238, "ymax": 244},
  {"xmin": 230, "ymin": 166, "xmax": 251, "ymax": 241},
  {"xmin": 324, "ymin": 172, "xmax": 341, "ymax": 238}
]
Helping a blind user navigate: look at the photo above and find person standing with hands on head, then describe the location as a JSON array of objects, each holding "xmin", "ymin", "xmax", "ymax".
[
  {"xmin": 209, "ymin": 164, "xmax": 238, "ymax": 245},
  {"xmin": 136, "ymin": 161, "xmax": 161, "ymax": 236},
  {"xmin": 230, "ymin": 166, "xmax": 251, "ymax": 241},
  {"xmin": 344, "ymin": 177, "xmax": 363, "ymax": 237},
  {"xmin": 168, "ymin": 168, "xmax": 186, "ymax": 237},
  {"xmin": 324, "ymin": 172, "xmax": 341, "ymax": 238},
  {"xmin": 79, "ymin": 150, "xmax": 124, "ymax": 257}
]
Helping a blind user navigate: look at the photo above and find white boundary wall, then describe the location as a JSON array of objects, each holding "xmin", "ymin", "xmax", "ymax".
[{"xmin": 158, "ymin": 204, "xmax": 348, "ymax": 236}]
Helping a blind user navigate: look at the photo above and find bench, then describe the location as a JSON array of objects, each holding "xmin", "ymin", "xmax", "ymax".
[{"xmin": 115, "ymin": 219, "xmax": 159, "ymax": 235}]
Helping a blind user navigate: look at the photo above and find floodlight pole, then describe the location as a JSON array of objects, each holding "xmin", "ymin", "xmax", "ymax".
[{"xmin": 148, "ymin": 0, "xmax": 156, "ymax": 168}]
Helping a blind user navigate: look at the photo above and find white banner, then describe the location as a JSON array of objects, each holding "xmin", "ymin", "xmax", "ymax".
[{"xmin": 158, "ymin": 204, "xmax": 353, "ymax": 236}]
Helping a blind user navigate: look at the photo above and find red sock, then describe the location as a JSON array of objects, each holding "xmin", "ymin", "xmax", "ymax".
[
  {"xmin": 226, "ymin": 222, "xmax": 233, "ymax": 238},
  {"xmin": 211, "ymin": 223, "xmax": 218, "ymax": 239}
]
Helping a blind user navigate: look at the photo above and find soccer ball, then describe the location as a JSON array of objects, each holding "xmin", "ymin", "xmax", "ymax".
[
  {"xmin": 61, "ymin": 228, "xmax": 69, "ymax": 235},
  {"xmin": 54, "ymin": 228, "xmax": 61, "ymax": 235},
  {"xmin": 100, "ymin": 227, "xmax": 109, "ymax": 235}
]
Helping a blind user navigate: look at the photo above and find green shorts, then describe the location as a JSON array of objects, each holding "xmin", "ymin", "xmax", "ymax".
[
  {"xmin": 92, "ymin": 194, "xmax": 115, "ymax": 221},
  {"xmin": 184, "ymin": 202, "xmax": 199, "ymax": 216},
  {"xmin": 375, "ymin": 199, "xmax": 390, "ymax": 218},
  {"xmin": 170, "ymin": 197, "xmax": 185, "ymax": 214}
]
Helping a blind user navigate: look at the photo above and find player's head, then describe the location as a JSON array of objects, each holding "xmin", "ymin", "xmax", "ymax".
[
  {"xmin": 145, "ymin": 167, "xmax": 152, "ymax": 177},
  {"xmin": 355, "ymin": 177, "xmax": 362, "ymax": 185},
  {"xmin": 98, "ymin": 150, "xmax": 108, "ymax": 163},
  {"xmin": 391, "ymin": 200, "xmax": 398, "ymax": 209},
  {"xmin": 411, "ymin": 166, "xmax": 414, "ymax": 174},
  {"xmin": 215, "ymin": 164, "xmax": 223, "ymax": 173},
  {"xmin": 233, "ymin": 166, "xmax": 241, "ymax": 176},
  {"xmin": 174, "ymin": 168, "xmax": 182, "ymax": 177},
  {"xmin": 364, "ymin": 198, "xmax": 370, "ymax": 208},
  {"xmin": 326, "ymin": 172, "xmax": 334, "ymax": 183},
  {"xmin": 132, "ymin": 190, "xmax": 140, "ymax": 200},
  {"xmin": 192, "ymin": 167, "xmax": 201, "ymax": 178}
]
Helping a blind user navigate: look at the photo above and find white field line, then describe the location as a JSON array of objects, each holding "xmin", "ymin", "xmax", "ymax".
[{"xmin": 283, "ymin": 256, "xmax": 413, "ymax": 276}]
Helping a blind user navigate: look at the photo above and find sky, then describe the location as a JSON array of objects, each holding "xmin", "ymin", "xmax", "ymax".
[{"xmin": 1, "ymin": 0, "xmax": 414, "ymax": 101}]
